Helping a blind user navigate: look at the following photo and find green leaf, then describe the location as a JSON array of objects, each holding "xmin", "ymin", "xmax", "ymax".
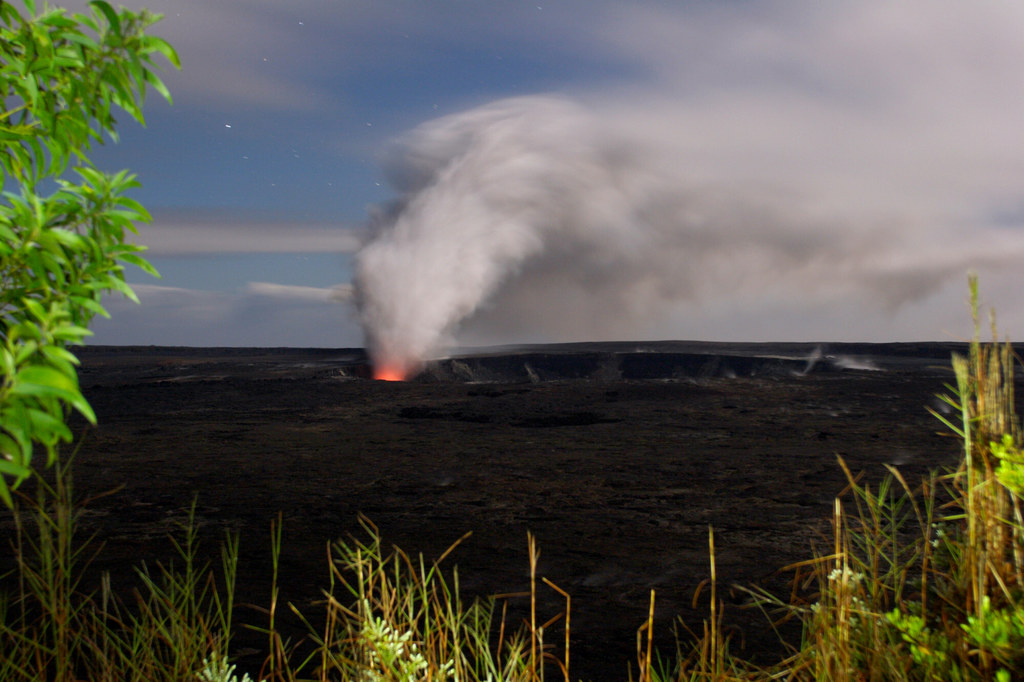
[
  {"xmin": 0, "ymin": 482, "xmax": 13, "ymax": 508},
  {"xmin": 46, "ymin": 228, "xmax": 86, "ymax": 249},
  {"xmin": 143, "ymin": 35, "xmax": 180, "ymax": 69},
  {"xmin": 20, "ymin": 72, "xmax": 40, "ymax": 110},
  {"xmin": 51, "ymin": 324, "xmax": 93, "ymax": 343},
  {"xmin": 40, "ymin": 343, "xmax": 80, "ymax": 371},
  {"xmin": 73, "ymin": 164, "xmax": 104, "ymax": 187},
  {"xmin": 27, "ymin": 407, "xmax": 73, "ymax": 443},
  {"xmin": 11, "ymin": 365, "xmax": 96, "ymax": 423},
  {"xmin": 104, "ymin": 275, "xmax": 140, "ymax": 304},
  {"xmin": 13, "ymin": 339, "xmax": 40, "ymax": 366},
  {"xmin": 143, "ymin": 67, "xmax": 172, "ymax": 104},
  {"xmin": 0, "ymin": 407, "xmax": 33, "ymax": 456},
  {"xmin": 61, "ymin": 31, "xmax": 99, "ymax": 51},
  {"xmin": 118, "ymin": 251, "xmax": 159, "ymax": 276},
  {"xmin": 70, "ymin": 294, "xmax": 110, "ymax": 318},
  {"xmin": 114, "ymin": 194, "xmax": 151, "ymax": 221},
  {"xmin": 0, "ymin": 455, "xmax": 30, "ymax": 479},
  {"xmin": 22, "ymin": 297, "xmax": 46, "ymax": 323},
  {"xmin": 41, "ymin": 12, "xmax": 77, "ymax": 29},
  {"xmin": 14, "ymin": 364, "xmax": 78, "ymax": 393},
  {"xmin": 89, "ymin": 0, "xmax": 120, "ymax": 37}
]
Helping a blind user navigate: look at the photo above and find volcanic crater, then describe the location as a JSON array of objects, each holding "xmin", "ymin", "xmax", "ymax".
[{"xmin": 0, "ymin": 341, "xmax": 988, "ymax": 680}]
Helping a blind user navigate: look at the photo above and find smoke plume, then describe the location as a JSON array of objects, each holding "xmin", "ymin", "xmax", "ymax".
[
  {"xmin": 354, "ymin": 96, "xmax": 761, "ymax": 375},
  {"xmin": 354, "ymin": 95, "xmax": 969, "ymax": 375}
]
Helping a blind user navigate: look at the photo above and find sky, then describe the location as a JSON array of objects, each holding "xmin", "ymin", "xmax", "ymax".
[{"xmin": 61, "ymin": 0, "xmax": 1024, "ymax": 349}]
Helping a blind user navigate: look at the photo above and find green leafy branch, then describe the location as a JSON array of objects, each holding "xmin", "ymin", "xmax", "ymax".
[{"xmin": 0, "ymin": 0, "xmax": 177, "ymax": 506}]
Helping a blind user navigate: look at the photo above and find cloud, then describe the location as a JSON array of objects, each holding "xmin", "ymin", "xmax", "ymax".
[
  {"xmin": 245, "ymin": 281, "xmax": 354, "ymax": 303},
  {"xmin": 582, "ymin": 1, "xmax": 1024, "ymax": 314},
  {"xmin": 58, "ymin": 0, "xmax": 642, "ymax": 115},
  {"xmin": 90, "ymin": 283, "xmax": 360, "ymax": 347},
  {"xmin": 137, "ymin": 211, "xmax": 363, "ymax": 256},
  {"xmin": 56, "ymin": 0, "xmax": 331, "ymax": 112},
  {"xmin": 588, "ymin": 1, "xmax": 1024, "ymax": 213}
]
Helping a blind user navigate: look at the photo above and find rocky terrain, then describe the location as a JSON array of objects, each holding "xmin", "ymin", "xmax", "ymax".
[{"xmin": 2, "ymin": 342, "xmax": 979, "ymax": 680}]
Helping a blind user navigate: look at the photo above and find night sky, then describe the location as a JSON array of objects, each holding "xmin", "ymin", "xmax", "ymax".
[{"xmin": 68, "ymin": 1, "xmax": 1024, "ymax": 349}]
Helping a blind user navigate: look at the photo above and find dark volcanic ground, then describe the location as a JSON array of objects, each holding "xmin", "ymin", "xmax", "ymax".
[{"xmin": 0, "ymin": 342, "xmax": 983, "ymax": 680}]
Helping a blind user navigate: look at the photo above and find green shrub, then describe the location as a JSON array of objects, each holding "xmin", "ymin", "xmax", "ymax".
[
  {"xmin": 0, "ymin": 0, "xmax": 177, "ymax": 506},
  {"xmin": 742, "ymin": 276, "xmax": 1024, "ymax": 682}
]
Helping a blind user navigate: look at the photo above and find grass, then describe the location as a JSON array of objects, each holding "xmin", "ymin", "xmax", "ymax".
[
  {"xmin": 2, "ymin": 275, "xmax": 1023, "ymax": 680},
  {"xmin": 1, "ymin": 460, "xmax": 239, "ymax": 681}
]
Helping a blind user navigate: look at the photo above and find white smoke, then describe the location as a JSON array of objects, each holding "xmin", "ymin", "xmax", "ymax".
[
  {"xmin": 355, "ymin": 96, "xmax": 671, "ymax": 375},
  {"xmin": 353, "ymin": 96, "xmax": 1022, "ymax": 373},
  {"xmin": 354, "ymin": 3, "xmax": 1024, "ymax": 373}
]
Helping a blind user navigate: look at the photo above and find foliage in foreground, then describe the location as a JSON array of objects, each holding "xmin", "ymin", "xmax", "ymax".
[
  {"xmin": 708, "ymin": 277, "xmax": 1024, "ymax": 682},
  {"xmin": 3, "ymin": 278, "xmax": 1024, "ymax": 681},
  {"xmin": 0, "ymin": 475, "xmax": 567, "ymax": 682},
  {"xmin": 1, "ymin": 461, "xmax": 239, "ymax": 681},
  {"xmin": 0, "ymin": 0, "xmax": 177, "ymax": 506}
]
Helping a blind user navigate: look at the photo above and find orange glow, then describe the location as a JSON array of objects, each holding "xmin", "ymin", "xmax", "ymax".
[{"xmin": 373, "ymin": 366, "xmax": 407, "ymax": 381}]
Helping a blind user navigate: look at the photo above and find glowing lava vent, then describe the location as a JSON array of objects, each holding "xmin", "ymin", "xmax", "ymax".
[{"xmin": 373, "ymin": 365, "xmax": 407, "ymax": 382}]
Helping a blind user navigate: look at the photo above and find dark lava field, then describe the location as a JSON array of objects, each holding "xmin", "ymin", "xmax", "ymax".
[{"xmin": 1, "ymin": 341, "xmax": 987, "ymax": 680}]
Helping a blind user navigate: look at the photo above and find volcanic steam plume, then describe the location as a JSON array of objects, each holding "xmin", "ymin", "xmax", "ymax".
[
  {"xmin": 354, "ymin": 96, "xmax": 742, "ymax": 379},
  {"xmin": 353, "ymin": 91, "xmax": 1024, "ymax": 379}
]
